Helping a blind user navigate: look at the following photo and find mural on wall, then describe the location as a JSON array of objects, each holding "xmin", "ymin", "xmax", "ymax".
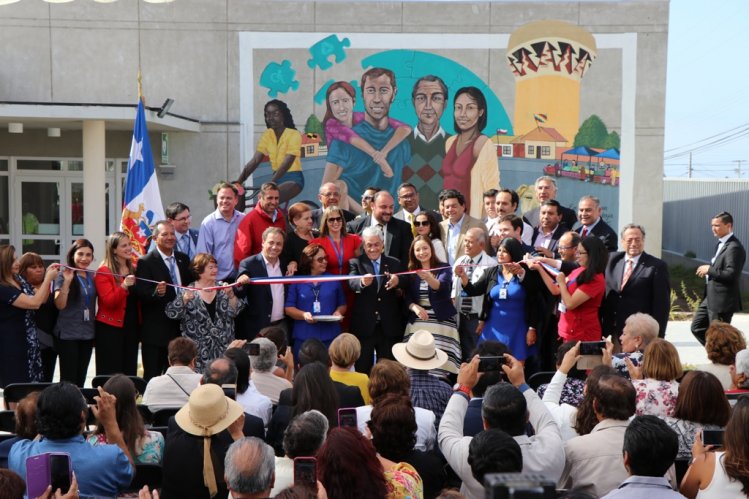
[{"xmin": 240, "ymin": 20, "xmax": 621, "ymax": 226}]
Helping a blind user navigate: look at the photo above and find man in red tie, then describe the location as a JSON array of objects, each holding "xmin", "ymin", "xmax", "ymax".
[{"xmin": 574, "ymin": 195, "xmax": 618, "ymax": 252}]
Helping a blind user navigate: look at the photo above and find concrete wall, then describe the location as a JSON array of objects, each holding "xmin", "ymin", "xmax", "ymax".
[{"xmin": 0, "ymin": 0, "xmax": 670, "ymax": 252}]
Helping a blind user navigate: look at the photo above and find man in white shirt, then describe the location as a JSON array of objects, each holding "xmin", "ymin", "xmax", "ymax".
[
  {"xmin": 141, "ymin": 337, "xmax": 202, "ymax": 411},
  {"xmin": 249, "ymin": 338, "xmax": 292, "ymax": 404},
  {"xmin": 439, "ymin": 189, "xmax": 487, "ymax": 266}
]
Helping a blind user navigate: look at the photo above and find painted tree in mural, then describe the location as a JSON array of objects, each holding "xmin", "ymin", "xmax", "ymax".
[
  {"xmin": 304, "ymin": 114, "xmax": 325, "ymax": 145},
  {"xmin": 574, "ymin": 114, "xmax": 620, "ymax": 149}
]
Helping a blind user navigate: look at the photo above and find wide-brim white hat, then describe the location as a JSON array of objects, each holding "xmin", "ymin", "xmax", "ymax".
[
  {"xmin": 175, "ymin": 384, "xmax": 244, "ymax": 437},
  {"xmin": 392, "ymin": 330, "xmax": 448, "ymax": 370}
]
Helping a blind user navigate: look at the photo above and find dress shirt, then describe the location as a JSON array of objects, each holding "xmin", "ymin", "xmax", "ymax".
[
  {"xmin": 533, "ymin": 225, "xmax": 559, "ymax": 249},
  {"xmin": 601, "ymin": 475, "xmax": 686, "ymax": 499},
  {"xmin": 452, "ymin": 251, "xmax": 496, "ymax": 314},
  {"xmin": 413, "ymin": 126, "xmax": 446, "ymax": 144},
  {"xmin": 141, "ymin": 365, "xmax": 202, "ymax": 410},
  {"xmin": 156, "ymin": 247, "xmax": 182, "ymax": 287},
  {"xmin": 621, "ymin": 253, "xmax": 641, "ymax": 288},
  {"xmin": 409, "ymin": 369, "xmax": 453, "ymax": 424},
  {"xmin": 251, "ymin": 370, "xmax": 292, "ymax": 404},
  {"xmin": 711, "ymin": 232, "xmax": 734, "ymax": 263},
  {"xmin": 447, "ymin": 215, "xmax": 465, "ymax": 265},
  {"xmin": 177, "ymin": 231, "xmax": 195, "ymax": 260},
  {"xmin": 369, "ymin": 217, "xmax": 388, "ymax": 249},
  {"xmin": 236, "ymin": 380, "xmax": 273, "ymax": 427},
  {"xmin": 263, "ymin": 254, "xmax": 285, "ymax": 322},
  {"xmin": 580, "ymin": 217, "xmax": 601, "ymax": 237},
  {"xmin": 196, "ymin": 209, "xmax": 245, "ymax": 280}
]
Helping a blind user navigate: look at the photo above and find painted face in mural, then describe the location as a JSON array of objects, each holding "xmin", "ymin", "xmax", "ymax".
[
  {"xmin": 264, "ymin": 103, "xmax": 284, "ymax": 130},
  {"xmin": 362, "ymin": 74, "xmax": 395, "ymax": 123},
  {"xmin": 413, "ymin": 81, "xmax": 447, "ymax": 130},
  {"xmin": 328, "ymin": 87, "xmax": 355, "ymax": 127},
  {"xmin": 453, "ymin": 93, "xmax": 483, "ymax": 133}
]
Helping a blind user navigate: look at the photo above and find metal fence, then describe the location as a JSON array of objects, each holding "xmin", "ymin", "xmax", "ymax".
[{"xmin": 663, "ymin": 178, "xmax": 749, "ymax": 272}]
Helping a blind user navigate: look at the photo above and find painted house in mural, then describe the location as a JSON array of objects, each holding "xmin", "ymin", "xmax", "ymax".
[
  {"xmin": 511, "ymin": 126, "xmax": 568, "ymax": 160},
  {"xmin": 300, "ymin": 132, "xmax": 322, "ymax": 158}
]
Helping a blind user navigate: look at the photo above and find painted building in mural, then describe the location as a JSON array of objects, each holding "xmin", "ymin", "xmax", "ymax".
[{"xmin": 0, "ymin": 0, "xmax": 668, "ymax": 260}]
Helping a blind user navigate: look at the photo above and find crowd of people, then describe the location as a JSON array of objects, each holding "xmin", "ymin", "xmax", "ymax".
[{"xmin": 0, "ymin": 173, "xmax": 748, "ymax": 499}]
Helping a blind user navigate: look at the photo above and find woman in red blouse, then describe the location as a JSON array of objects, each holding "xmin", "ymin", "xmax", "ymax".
[
  {"xmin": 310, "ymin": 206, "xmax": 361, "ymax": 330},
  {"xmin": 533, "ymin": 236, "xmax": 608, "ymax": 342}
]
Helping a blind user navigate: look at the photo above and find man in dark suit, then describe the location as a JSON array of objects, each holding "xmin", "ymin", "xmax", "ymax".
[
  {"xmin": 531, "ymin": 199, "xmax": 568, "ymax": 258},
  {"xmin": 575, "ymin": 195, "xmax": 618, "ymax": 252},
  {"xmin": 691, "ymin": 211, "xmax": 747, "ymax": 345},
  {"xmin": 523, "ymin": 176, "xmax": 577, "ymax": 229},
  {"xmin": 394, "ymin": 182, "xmax": 439, "ymax": 235},
  {"xmin": 347, "ymin": 190, "xmax": 413, "ymax": 262},
  {"xmin": 349, "ymin": 226, "xmax": 405, "ymax": 374},
  {"xmin": 235, "ymin": 227, "xmax": 288, "ymax": 340},
  {"xmin": 310, "ymin": 182, "xmax": 355, "ymax": 230},
  {"xmin": 135, "ymin": 220, "xmax": 193, "ymax": 381},
  {"xmin": 602, "ymin": 224, "xmax": 670, "ymax": 345}
]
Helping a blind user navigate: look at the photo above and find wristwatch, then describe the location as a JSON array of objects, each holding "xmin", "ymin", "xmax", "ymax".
[{"xmin": 452, "ymin": 383, "xmax": 471, "ymax": 397}]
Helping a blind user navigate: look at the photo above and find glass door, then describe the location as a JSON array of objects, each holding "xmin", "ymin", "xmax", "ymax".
[{"xmin": 14, "ymin": 177, "xmax": 63, "ymax": 262}]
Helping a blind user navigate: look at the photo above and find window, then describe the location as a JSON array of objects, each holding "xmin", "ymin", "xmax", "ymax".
[
  {"xmin": 527, "ymin": 145, "xmax": 535, "ymax": 156},
  {"xmin": 541, "ymin": 146, "xmax": 551, "ymax": 157},
  {"xmin": 502, "ymin": 145, "xmax": 512, "ymax": 156}
]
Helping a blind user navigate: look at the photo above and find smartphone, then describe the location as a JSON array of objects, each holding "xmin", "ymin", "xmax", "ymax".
[
  {"xmin": 246, "ymin": 342, "xmax": 260, "ymax": 356},
  {"xmin": 579, "ymin": 341, "xmax": 606, "ymax": 356},
  {"xmin": 338, "ymin": 407, "xmax": 357, "ymax": 428},
  {"xmin": 478, "ymin": 356, "xmax": 506, "ymax": 372},
  {"xmin": 221, "ymin": 384, "xmax": 237, "ymax": 400},
  {"xmin": 293, "ymin": 456, "xmax": 317, "ymax": 488},
  {"xmin": 26, "ymin": 453, "xmax": 72, "ymax": 498},
  {"xmin": 702, "ymin": 429, "xmax": 725, "ymax": 447}
]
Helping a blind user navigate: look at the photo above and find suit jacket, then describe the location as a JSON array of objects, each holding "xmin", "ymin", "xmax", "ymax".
[
  {"xmin": 524, "ymin": 205, "xmax": 577, "ymax": 230},
  {"xmin": 347, "ymin": 215, "xmax": 413, "ymax": 263},
  {"xmin": 531, "ymin": 224, "xmax": 567, "ymax": 257},
  {"xmin": 348, "ymin": 254, "xmax": 405, "ymax": 339},
  {"xmin": 706, "ymin": 234, "xmax": 746, "ymax": 314},
  {"xmin": 235, "ymin": 253, "xmax": 288, "ymax": 339},
  {"xmin": 602, "ymin": 252, "xmax": 670, "ymax": 338},
  {"xmin": 311, "ymin": 207, "xmax": 355, "ymax": 230},
  {"xmin": 135, "ymin": 250, "xmax": 193, "ymax": 347},
  {"xmin": 404, "ymin": 267, "xmax": 457, "ymax": 323},
  {"xmin": 575, "ymin": 218, "xmax": 618, "ymax": 252},
  {"xmin": 439, "ymin": 215, "xmax": 488, "ymax": 264}
]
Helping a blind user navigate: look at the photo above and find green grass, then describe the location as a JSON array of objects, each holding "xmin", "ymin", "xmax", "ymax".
[{"xmin": 668, "ymin": 263, "xmax": 749, "ymax": 315}]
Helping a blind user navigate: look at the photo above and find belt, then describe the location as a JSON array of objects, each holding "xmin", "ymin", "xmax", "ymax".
[{"xmin": 460, "ymin": 312, "xmax": 479, "ymax": 320}]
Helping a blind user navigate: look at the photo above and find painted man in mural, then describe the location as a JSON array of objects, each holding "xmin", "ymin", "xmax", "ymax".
[
  {"xmin": 405, "ymin": 75, "xmax": 450, "ymax": 211},
  {"xmin": 322, "ymin": 67, "xmax": 412, "ymax": 213}
]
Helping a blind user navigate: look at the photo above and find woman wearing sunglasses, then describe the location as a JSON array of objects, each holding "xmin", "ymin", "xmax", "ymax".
[
  {"xmin": 310, "ymin": 206, "xmax": 362, "ymax": 330},
  {"xmin": 413, "ymin": 211, "xmax": 448, "ymax": 264}
]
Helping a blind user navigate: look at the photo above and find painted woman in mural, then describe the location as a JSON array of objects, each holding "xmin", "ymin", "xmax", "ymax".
[
  {"xmin": 236, "ymin": 100, "xmax": 304, "ymax": 203},
  {"xmin": 322, "ymin": 80, "xmax": 411, "ymax": 214},
  {"xmin": 442, "ymin": 87, "xmax": 500, "ymax": 219}
]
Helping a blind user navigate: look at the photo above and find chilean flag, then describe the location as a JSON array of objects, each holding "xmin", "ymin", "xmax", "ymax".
[{"xmin": 120, "ymin": 100, "xmax": 165, "ymax": 261}]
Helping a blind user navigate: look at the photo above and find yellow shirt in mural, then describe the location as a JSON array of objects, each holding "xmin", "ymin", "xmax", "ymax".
[{"xmin": 257, "ymin": 128, "xmax": 302, "ymax": 172}]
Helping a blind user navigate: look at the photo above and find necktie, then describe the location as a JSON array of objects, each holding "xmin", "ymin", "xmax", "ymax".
[
  {"xmin": 408, "ymin": 213, "xmax": 416, "ymax": 237},
  {"xmin": 621, "ymin": 259, "xmax": 633, "ymax": 290},
  {"xmin": 461, "ymin": 258, "xmax": 474, "ymax": 313},
  {"xmin": 180, "ymin": 234, "xmax": 192, "ymax": 259},
  {"xmin": 377, "ymin": 223, "xmax": 386, "ymax": 251},
  {"xmin": 167, "ymin": 256, "xmax": 179, "ymax": 289},
  {"xmin": 581, "ymin": 227, "xmax": 589, "ymax": 238},
  {"xmin": 373, "ymin": 259, "xmax": 381, "ymax": 289}
]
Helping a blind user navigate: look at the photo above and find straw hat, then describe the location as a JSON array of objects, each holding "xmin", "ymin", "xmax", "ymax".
[
  {"xmin": 392, "ymin": 330, "xmax": 448, "ymax": 370},
  {"xmin": 175, "ymin": 384, "xmax": 244, "ymax": 437}
]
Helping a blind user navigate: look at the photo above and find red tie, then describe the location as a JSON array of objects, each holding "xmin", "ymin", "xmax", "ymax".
[
  {"xmin": 581, "ymin": 227, "xmax": 589, "ymax": 238},
  {"xmin": 621, "ymin": 259, "xmax": 633, "ymax": 290}
]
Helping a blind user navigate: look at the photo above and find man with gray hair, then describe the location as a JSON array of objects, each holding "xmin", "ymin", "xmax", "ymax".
[
  {"xmin": 728, "ymin": 348, "xmax": 749, "ymax": 396},
  {"xmin": 249, "ymin": 338, "xmax": 291, "ymax": 403},
  {"xmin": 270, "ymin": 410, "xmax": 329, "ymax": 495},
  {"xmin": 348, "ymin": 225, "xmax": 405, "ymax": 373},
  {"xmin": 452, "ymin": 227, "xmax": 496, "ymax": 360},
  {"xmin": 575, "ymin": 195, "xmax": 618, "ymax": 252},
  {"xmin": 523, "ymin": 175, "xmax": 577, "ymax": 229},
  {"xmin": 224, "ymin": 437, "xmax": 275, "ymax": 499}
]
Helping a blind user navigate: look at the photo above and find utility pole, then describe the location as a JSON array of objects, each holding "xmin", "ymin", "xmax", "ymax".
[
  {"xmin": 688, "ymin": 152, "xmax": 692, "ymax": 178},
  {"xmin": 734, "ymin": 159, "xmax": 744, "ymax": 178}
]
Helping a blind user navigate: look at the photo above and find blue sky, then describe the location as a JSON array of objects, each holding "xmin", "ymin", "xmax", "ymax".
[{"xmin": 664, "ymin": 0, "xmax": 749, "ymax": 178}]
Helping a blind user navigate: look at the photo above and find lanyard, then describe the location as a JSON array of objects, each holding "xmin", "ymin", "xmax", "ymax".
[
  {"xmin": 76, "ymin": 273, "xmax": 93, "ymax": 309},
  {"xmin": 328, "ymin": 236, "xmax": 344, "ymax": 273}
]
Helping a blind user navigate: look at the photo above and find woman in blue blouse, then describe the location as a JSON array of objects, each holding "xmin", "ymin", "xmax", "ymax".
[{"xmin": 285, "ymin": 243, "xmax": 346, "ymax": 358}]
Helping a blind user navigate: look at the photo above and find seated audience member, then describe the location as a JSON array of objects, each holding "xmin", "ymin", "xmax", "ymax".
[
  {"xmin": 369, "ymin": 394, "xmax": 447, "ymax": 498},
  {"xmin": 0, "ymin": 469, "xmax": 26, "ymax": 499},
  {"xmin": 662, "ymin": 370, "xmax": 731, "ymax": 459},
  {"xmin": 536, "ymin": 341, "xmax": 587, "ymax": 407},
  {"xmin": 629, "ymin": 338, "xmax": 681, "ymax": 417},
  {"xmin": 357, "ymin": 359, "xmax": 437, "ymax": 452},
  {"xmin": 86, "ymin": 374, "xmax": 164, "ymax": 464},
  {"xmin": 439, "ymin": 355, "xmax": 565, "ymax": 498},
  {"xmin": 609, "ymin": 312, "xmax": 658, "ymax": 379},
  {"xmin": 9, "ymin": 383, "xmax": 133, "ymax": 497},
  {"xmin": 224, "ymin": 347, "xmax": 273, "ymax": 427},
  {"xmin": 696, "ymin": 321, "xmax": 746, "ymax": 390},
  {"xmin": 286, "ymin": 338, "xmax": 364, "ymax": 409},
  {"xmin": 0, "ymin": 391, "xmax": 39, "ymax": 468},
  {"xmin": 467, "ymin": 429, "xmax": 523, "ymax": 488},
  {"xmin": 266, "ymin": 362, "xmax": 339, "ymax": 456},
  {"xmin": 462, "ymin": 340, "xmax": 509, "ymax": 437},
  {"xmin": 559, "ymin": 373, "xmax": 637, "ymax": 497},
  {"xmin": 224, "ymin": 437, "xmax": 276, "ymax": 499},
  {"xmin": 329, "ymin": 332, "xmax": 372, "ymax": 404},
  {"xmin": 393, "ymin": 330, "xmax": 453, "ymax": 426},
  {"xmin": 141, "ymin": 337, "xmax": 202, "ymax": 411},
  {"xmin": 601, "ymin": 415, "xmax": 683, "ymax": 498},
  {"xmin": 318, "ymin": 427, "xmax": 423, "ymax": 499},
  {"xmin": 270, "ymin": 410, "xmax": 329, "ymax": 496},
  {"xmin": 728, "ymin": 347, "xmax": 749, "ymax": 395},
  {"xmin": 161, "ymin": 384, "xmax": 245, "ymax": 499},
  {"xmin": 257, "ymin": 325, "xmax": 292, "ymax": 378},
  {"xmin": 249, "ymin": 337, "xmax": 292, "ymax": 404},
  {"xmin": 680, "ymin": 396, "xmax": 749, "ymax": 498},
  {"xmin": 201, "ymin": 357, "xmax": 265, "ymax": 438}
]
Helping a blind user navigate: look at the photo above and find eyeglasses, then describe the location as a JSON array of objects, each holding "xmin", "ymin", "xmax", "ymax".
[
  {"xmin": 173, "ymin": 215, "xmax": 192, "ymax": 222},
  {"xmin": 414, "ymin": 221, "xmax": 430, "ymax": 227},
  {"xmin": 327, "ymin": 217, "xmax": 343, "ymax": 223},
  {"xmin": 362, "ymin": 195, "xmax": 374, "ymax": 201},
  {"xmin": 314, "ymin": 256, "xmax": 328, "ymax": 263},
  {"xmin": 321, "ymin": 192, "xmax": 339, "ymax": 198}
]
